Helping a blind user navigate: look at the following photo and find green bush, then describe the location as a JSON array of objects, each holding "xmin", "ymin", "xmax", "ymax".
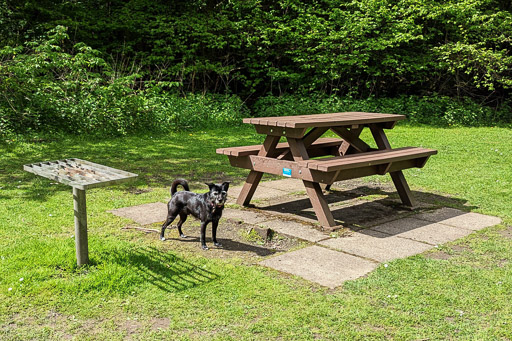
[
  {"xmin": 2, "ymin": 0, "xmax": 511, "ymax": 103},
  {"xmin": 253, "ymin": 94, "xmax": 512, "ymax": 127},
  {"xmin": 1, "ymin": 25, "xmax": 509, "ymax": 138},
  {"xmin": 0, "ymin": 26, "xmax": 246, "ymax": 137}
]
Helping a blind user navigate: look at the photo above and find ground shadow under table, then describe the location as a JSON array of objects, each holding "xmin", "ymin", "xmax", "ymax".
[{"xmin": 253, "ymin": 186, "xmax": 476, "ymax": 229}]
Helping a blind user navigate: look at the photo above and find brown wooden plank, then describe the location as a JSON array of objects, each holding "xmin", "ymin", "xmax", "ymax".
[
  {"xmin": 377, "ymin": 163, "xmax": 392, "ymax": 175},
  {"xmin": 287, "ymin": 138, "xmax": 309, "ymax": 162},
  {"xmin": 216, "ymin": 137, "xmax": 343, "ymax": 157},
  {"xmin": 229, "ymin": 155, "xmax": 337, "ymax": 184},
  {"xmin": 306, "ymin": 147, "xmax": 437, "ymax": 172},
  {"xmin": 303, "ymin": 180, "xmax": 336, "ymax": 227},
  {"xmin": 368, "ymin": 124, "xmax": 418, "ymax": 207},
  {"xmin": 277, "ymin": 127, "xmax": 331, "ymax": 160},
  {"xmin": 254, "ymin": 125, "xmax": 307, "ymax": 138},
  {"xmin": 330, "ymin": 126, "xmax": 371, "ymax": 153},
  {"xmin": 243, "ymin": 112, "xmax": 405, "ymax": 129},
  {"xmin": 236, "ymin": 171, "xmax": 264, "ymax": 206},
  {"xmin": 287, "ymin": 137, "xmax": 337, "ymax": 227},
  {"xmin": 236, "ymin": 135, "xmax": 280, "ymax": 206},
  {"xmin": 369, "ymin": 124, "xmax": 392, "ymax": 149},
  {"xmin": 390, "ymin": 171, "xmax": 414, "ymax": 206},
  {"xmin": 228, "ymin": 154, "xmax": 431, "ymax": 185},
  {"xmin": 332, "ymin": 160, "xmax": 417, "ymax": 182}
]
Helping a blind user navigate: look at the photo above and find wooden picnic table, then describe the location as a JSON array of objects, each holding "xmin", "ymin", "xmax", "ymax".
[{"xmin": 217, "ymin": 112, "xmax": 437, "ymax": 229}]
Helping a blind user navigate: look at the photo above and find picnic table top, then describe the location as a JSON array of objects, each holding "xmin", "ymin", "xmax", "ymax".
[{"xmin": 243, "ymin": 112, "xmax": 405, "ymax": 129}]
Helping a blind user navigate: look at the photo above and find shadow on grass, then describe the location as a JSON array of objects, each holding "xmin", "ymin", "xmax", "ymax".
[
  {"xmin": 2, "ymin": 130, "xmax": 255, "ymax": 202},
  {"xmin": 106, "ymin": 246, "xmax": 219, "ymax": 293},
  {"xmin": 162, "ymin": 235, "xmax": 279, "ymax": 257}
]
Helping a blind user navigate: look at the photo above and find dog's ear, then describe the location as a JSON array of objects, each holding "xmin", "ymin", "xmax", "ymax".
[
  {"xmin": 221, "ymin": 181, "xmax": 230, "ymax": 191},
  {"xmin": 205, "ymin": 183, "xmax": 215, "ymax": 191}
]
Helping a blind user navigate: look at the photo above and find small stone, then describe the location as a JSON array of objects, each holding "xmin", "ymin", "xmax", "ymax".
[{"xmin": 249, "ymin": 226, "xmax": 274, "ymax": 241}]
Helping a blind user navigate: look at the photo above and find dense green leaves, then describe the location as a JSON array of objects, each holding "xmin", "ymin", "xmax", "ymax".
[
  {"xmin": 1, "ymin": 0, "xmax": 511, "ymax": 135},
  {"xmin": 2, "ymin": 0, "xmax": 511, "ymax": 100},
  {"xmin": 0, "ymin": 26, "xmax": 246, "ymax": 136}
]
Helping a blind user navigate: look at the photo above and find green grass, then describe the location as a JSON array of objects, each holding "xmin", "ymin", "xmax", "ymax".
[{"xmin": 1, "ymin": 124, "xmax": 511, "ymax": 340}]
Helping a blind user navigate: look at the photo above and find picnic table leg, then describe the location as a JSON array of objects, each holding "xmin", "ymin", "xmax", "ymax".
[
  {"xmin": 236, "ymin": 171, "xmax": 263, "ymax": 206},
  {"xmin": 73, "ymin": 187, "xmax": 89, "ymax": 266},
  {"xmin": 369, "ymin": 124, "xmax": 414, "ymax": 207},
  {"xmin": 303, "ymin": 180, "xmax": 336, "ymax": 227},
  {"xmin": 389, "ymin": 171, "xmax": 414, "ymax": 207},
  {"xmin": 325, "ymin": 126, "xmax": 364, "ymax": 191},
  {"xmin": 287, "ymin": 138, "xmax": 336, "ymax": 228},
  {"xmin": 236, "ymin": 135, "xmax": 280, "ymax": 206}
]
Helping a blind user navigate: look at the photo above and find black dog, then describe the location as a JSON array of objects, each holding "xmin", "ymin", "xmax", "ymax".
[{"xmin": 160, "ymin": 179, "xmax": 229, "ymax": 250}]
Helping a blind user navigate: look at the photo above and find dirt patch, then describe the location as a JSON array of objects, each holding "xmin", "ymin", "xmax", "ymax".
[
  {"xmin": 451, "ymin": 244, "xmax": 472, "ymax": 253},
  {"xmin": 425, "ymin": 251, "xmax": 452, "ymax": 260},
  {"xmin": 141, "ymin": 219, "xmax": 303, "ymax": 263},
  {"xmin": 126, "ymin": 187, "xmax": 153, "ymax": 195},
  {"xmin": 498, "ymin": 226, "xmax": 512, "ymax": 239},
  {"xmin": 121, "ymin": 319, "xmax": 142, "ymax": 335},
  {"xmin": 425, "ymin": 244, "xmax": 473, "ymax": 260},
  {"xmin": 2, "ymin": 311, "xmax": 103, "ymax": 340},
  {"xmin": 150, "ymin": 317, "xmax": 170, "ymax": 330}
]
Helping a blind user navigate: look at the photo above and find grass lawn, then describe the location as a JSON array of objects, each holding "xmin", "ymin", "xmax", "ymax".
[{"xmin": 1, "ymin": 124, "xmax": 511, "ymax": 340}]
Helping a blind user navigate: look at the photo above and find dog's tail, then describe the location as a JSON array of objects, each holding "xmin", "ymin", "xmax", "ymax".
[{"xmin": 171, "ymin": 179, "xmax": 190, "ymax": 196}]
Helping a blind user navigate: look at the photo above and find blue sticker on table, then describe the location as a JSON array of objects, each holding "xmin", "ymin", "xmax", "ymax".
[{"xmin": 283, "ymin": 167, "xmax": 292, "ymax": 177}]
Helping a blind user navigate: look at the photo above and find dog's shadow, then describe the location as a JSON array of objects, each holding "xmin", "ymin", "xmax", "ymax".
[{"xmin": 163, "ymin": 235, "xmax": 278, "ymax": 257}]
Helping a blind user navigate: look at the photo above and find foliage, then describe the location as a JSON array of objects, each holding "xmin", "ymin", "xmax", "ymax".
[
  {"xmin": 0, "ymin": 26, "xmax": 246, "ymax": 136},
  {"xmin": 253, "ymin": 94, "xmax": 512, "ymax": 127},
  {"xmin": 2, "ymin": 0, "xmax": 511, "ymax": 104},
  {"xmin": 1, "ymin": 22, "xmax": 511, "ymax": 137}
]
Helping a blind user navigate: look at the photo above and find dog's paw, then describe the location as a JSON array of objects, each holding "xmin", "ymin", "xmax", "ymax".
[
  {"xmin": 201, "ymin": 245, "xmax": 209, "ymax": 250},
  {"xmin": 214, "ymin": 242, "xmax": 223, "ymax": 248},
  {"xmin": 179, "ymin": 234, "xmax": 187, "ymax": 239},
  {"xmin": 160, "ymin": 236, "xmax": 166, "ymax": 241}
]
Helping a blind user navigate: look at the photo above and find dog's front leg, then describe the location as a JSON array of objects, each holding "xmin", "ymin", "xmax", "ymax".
[
  {"xmin": 212, "ymin": 219, "xmax": 222, "ymax": 248},
  {"xmin": 200, "ymin": 222, "xmax": 208, "ymax": 250}
]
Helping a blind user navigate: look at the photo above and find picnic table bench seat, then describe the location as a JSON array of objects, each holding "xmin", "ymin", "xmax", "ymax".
[
  {"xmin": 218, "ymin": 145, "xmax": 436, "ymax": 184},
  {"xmin": 302, "ymin": 147, "xmax": 436, "ymax": 172},
  {"xmin": 216, "ymin": 137, "xmax": 344, "ymax": 157}
]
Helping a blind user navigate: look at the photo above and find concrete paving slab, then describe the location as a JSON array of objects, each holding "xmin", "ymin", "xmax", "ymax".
[
  {"xmin": 370, "ymin": 217, "xmax": 473, "ymax": 245},
  {"xmin": 329, "ymin": 200, "xmax": 402, "ymax": 227},
  {"xmin": 109, "ymin": 202, "xmax": 167, "ymax": 225},
  {"xmin": 260, "ymin": 246, "xmax": 377, "ymax": 288},
  {"xmin": 257, "ymin": 210, "xmax": 320, "ymax": 225},
  {"xmin": 258, "ymin": 219, "xmax": 329, "ymax": 243},
  {"xmin": 259, "ymin": 178, "xmax": 306, "ymax": 193},
  {"xmin": 228, "ymin": 185, "xmax": 289, "ymax": 201},
  {"xmin": 222, "ymin": 208, "xmax": 270, "ymax": 224},
  {"xmin": 319, "ymin": 230, "xmax": 432, "ymax": 262},
  {"xmin": 414, "ymin": 207, "xmax": 501, "ymax": 231}
]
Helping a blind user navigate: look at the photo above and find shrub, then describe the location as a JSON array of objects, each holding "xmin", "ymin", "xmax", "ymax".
[
  {"xmin": 0, "ymin": 26, "xmax": 246, "ymax": 137},
  {"xmin": 253, "ymin": 94, "xmax": 512, "ymax": 127}
]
